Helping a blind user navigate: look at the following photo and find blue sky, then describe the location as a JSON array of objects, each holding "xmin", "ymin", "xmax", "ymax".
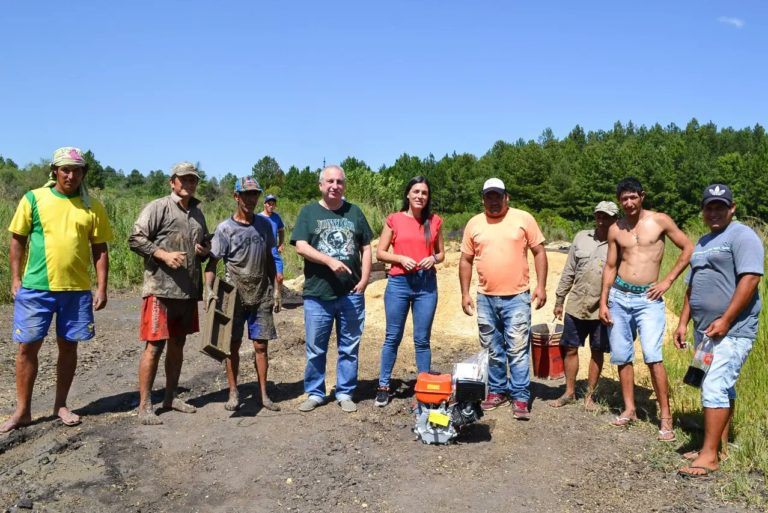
[{"xmin": 2, "ymin": 1, "xmax": 766, "ymax": 178}]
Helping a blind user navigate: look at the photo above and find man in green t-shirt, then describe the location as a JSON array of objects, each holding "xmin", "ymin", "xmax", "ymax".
[
  {"xmin": 2, "ymin": 147, "xmax": 112, "ymax": 433},
  {"xmin": 290, "ymin": 165, "xmax": 373, "ymax": 413}
]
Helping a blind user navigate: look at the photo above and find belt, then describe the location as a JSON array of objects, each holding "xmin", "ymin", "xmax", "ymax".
[{"xmin": 612, "ymin": 276, "xmax": 652, "ymax": 294}]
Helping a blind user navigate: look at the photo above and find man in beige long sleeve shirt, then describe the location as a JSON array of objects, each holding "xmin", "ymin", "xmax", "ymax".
[
  {"xmin": 128, "ymin": 162, "xmax": 210, "ymax": 425},
  {"xmin": 550, "ymin": 201, "xmax": 618, "ymax": 410}
]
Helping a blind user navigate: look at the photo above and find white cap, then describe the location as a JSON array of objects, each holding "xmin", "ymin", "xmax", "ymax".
[{"xmin": 482, "ymin": 178, "xmax": 506, "ymax": 195}]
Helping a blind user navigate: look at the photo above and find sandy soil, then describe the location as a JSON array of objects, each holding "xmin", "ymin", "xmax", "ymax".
[{"xmin": 0, "ymin": 245, "xmax": 751, "ymax": 512}]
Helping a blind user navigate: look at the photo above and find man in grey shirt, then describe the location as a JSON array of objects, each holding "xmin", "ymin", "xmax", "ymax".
[
  {"xmin": 205, "ymin": 176, "xmax": 279, "ymax": 412},
  {"xmin": 129, "ymin": 162, "xmax": 210, "ymax": 425},
  {"xmin": 674, "ymin": 184, "xmax": 763, "ymax": 477},
  {"xmin": 551, "ymin": 201, "xmax": 618, "ymax": 410}
]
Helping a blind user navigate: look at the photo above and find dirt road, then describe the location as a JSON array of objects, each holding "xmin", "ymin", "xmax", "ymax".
[{"xmin": 0, "ymin": 246, "xmax": 747, "ymax": 512}]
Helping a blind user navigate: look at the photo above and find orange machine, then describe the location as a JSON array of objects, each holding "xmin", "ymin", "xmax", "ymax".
[
  {"xmin": 413, "ymin": 370, "xmax": 485, "ymax": 444},
  {"xmin": 414, "ymin": 372, "xmax": 452, "ymax": 405}
]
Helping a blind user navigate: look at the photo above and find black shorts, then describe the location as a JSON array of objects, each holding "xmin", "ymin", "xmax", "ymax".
[{"xmin": 560, "ymin": 313, "xmax": 610, "ymax": 353}]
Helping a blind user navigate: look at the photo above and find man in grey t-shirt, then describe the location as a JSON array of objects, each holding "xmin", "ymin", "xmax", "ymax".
[
  {"xmin": 674, "ymin": 184, "xmax": 764, "ymax": 478},
  {"xmin": 205, "ymin": 176, "xmax": 279, "ymax": 412}
]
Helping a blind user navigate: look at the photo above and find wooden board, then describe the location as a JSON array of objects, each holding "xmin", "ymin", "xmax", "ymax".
[{"xmin": 200, "ymin": 277, "xmax": 237, "ymax": 361}]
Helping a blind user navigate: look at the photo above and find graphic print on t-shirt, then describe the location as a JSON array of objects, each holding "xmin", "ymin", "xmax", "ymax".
[{"xmin": 315, "ymin": 218, "xmax": 356, "ymax": 259}]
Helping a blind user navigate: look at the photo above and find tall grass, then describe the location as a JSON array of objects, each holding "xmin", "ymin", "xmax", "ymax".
[
  {"xmin": 662, "ymin": 218, "xmax": 768, "ymax": 494},
  {"xmin": 0, "ymin": 201, "xmax": 15, "ymax": 303}
]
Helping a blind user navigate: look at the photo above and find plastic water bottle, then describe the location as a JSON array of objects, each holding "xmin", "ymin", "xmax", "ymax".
[{"xmin": 683, "ymin": 336, "xmax": 715, "ymax": 388}]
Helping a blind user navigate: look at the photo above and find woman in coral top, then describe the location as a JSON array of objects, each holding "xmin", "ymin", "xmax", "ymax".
[{"xmin": 374, "ymin": 176, "xmax": 445, "ymax": 407}]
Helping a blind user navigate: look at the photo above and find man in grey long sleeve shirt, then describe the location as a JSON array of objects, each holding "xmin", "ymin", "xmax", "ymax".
[
  {"xmin": 550, "ymin": 201, "xmax": 618, "ymax": 410},
  {"xmin": 128, "ymin": 162, "xmax": 210, "ymax": 425}
]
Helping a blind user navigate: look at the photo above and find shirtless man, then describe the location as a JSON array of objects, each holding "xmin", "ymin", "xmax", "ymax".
[{"xmin": 598, "ymin": 177, "xmax": 693, "ymax": 441}]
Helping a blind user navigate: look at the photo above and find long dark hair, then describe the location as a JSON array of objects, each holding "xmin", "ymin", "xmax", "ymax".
[{"xmin": 400, "ymin": 176, "xmax": 433, "ymax": 251}]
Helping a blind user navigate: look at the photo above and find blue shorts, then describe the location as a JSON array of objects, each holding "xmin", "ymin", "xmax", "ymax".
[
  {"xmin": 270, "ymin": 247, "xmax": 284, "ymax": 274},
  {"xmin": 231, "ymin": 301, "xmax": 277, "ymax": 342},
  {"xmin": 607, "ymin": 287, "xmax": 665, "ymax": 364},
  {"xmin": 560, "ymin": 314, "xmax": 610, "ymax": 352},
  {"xmin": 699, "ymin": 334, "xmax": 753, "ymax": 408},
  {"xmin": 12, "ymin": 288, "xmax": 95, "ymax": 343}
]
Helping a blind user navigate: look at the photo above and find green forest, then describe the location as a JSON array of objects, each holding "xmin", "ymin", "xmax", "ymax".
[{"xmin": 2, "ymin": 118, "xmax": 767, "ymax": 231}]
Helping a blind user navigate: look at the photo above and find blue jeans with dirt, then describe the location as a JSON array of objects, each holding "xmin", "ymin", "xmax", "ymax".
[
  {"xmin": 378, "ymin": 270, "xmax": 437, "ymax": 388},
  {"xmin": 477, "ymin": 292, "xmax": 532, "ymax": 403},
  {"xmin": 303, "ymin": 293, "xmax": 365, "ymax": 402}
]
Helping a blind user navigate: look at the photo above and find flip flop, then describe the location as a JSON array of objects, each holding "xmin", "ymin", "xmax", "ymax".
[
  {"xmin": 678, "ymin": 465, "xmax": 717, "ymax": 479},
  {"xmin": 683, "ymin": 450, "xmax": 729, "ymax": 462},
  {"xmin": 683, "ymin": 450, "xmax": 698, "ymax": 460},
  {"xmin": 658, "ymin": 429, "xmax": 677, "ymax": 442},
  {"xmin": 658, "ymin": 417, "xmax": 675, "ymax": 442},
  {"xmin": 610, "ymin": 416, "xmax": 636, "ymax": 427}
]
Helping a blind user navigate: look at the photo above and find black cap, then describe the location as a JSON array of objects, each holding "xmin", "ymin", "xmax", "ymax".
[
  {"xmin": 702, "ymin": 184, "xmax": 733, "ymax": 207},
  {"xmin": 264, "ymin": 194, "xmax": 277, "ymax": 203}
]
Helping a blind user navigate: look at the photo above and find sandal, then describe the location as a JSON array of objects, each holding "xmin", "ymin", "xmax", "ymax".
[
  {"xmin": 610, "ymin": 415, "xmax": 637, "ymax": 427},
  {"xmin": 658, "ymin": 429, "xmax": 677, "ymax": 442},
  {"xmin": 658, "ymin": 417, "xmax": 676, "ymax": 442}
]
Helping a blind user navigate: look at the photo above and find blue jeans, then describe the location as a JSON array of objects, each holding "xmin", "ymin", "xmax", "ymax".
[
  {"xmin": 303, "ymin": 293, "xmax": 365, "ymax": 402},
  {"xmin": 477, "ymin": 292, "xmax": 532, "ymax": 402},
  {"xmin": 607, "ymin": 287, "xmax": 666, "ymax": 365},
  {"xmin": 697, "ymin": 333, "xmax": 753, "ymax": 408},
  {"xmin": 378, "ymin": 271, "xmax": 438, "ymax": 387}
]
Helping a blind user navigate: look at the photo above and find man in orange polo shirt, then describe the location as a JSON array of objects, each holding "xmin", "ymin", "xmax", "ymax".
[{"xmin": 459, "ymin": 178, "xmax": 548, "ymax": 419}]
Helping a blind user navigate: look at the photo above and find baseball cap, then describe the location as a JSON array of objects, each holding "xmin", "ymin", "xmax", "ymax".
[
  {"xmin": 51, "ymin": 147, "xmax": 86, "ymax": 169},
  {"xmin": 170, "ymin": 161, "xmax": 200, "ymax": 179},
  {"xmin": 482, "ymin": 178, "xmax": 506, "ymax": 195},
  {"xmin": 702, "ymin": 184, "xmax": 733, "ymax": 207},
  {"xmin": 594, "ymin": 201, "xmax": 619, "ymax": 216},
  {"xmin": 235, "ymin": 176, "xmax": 263, "ymax": 193},
  {"xmin": 264, "ymin": 194, "xmax": 277, "ymax": 203}
]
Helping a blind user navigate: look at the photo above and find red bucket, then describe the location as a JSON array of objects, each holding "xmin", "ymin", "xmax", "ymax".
[{"xmin": 530, "ymin": 323, "xmax": 564, "ymax": 380}]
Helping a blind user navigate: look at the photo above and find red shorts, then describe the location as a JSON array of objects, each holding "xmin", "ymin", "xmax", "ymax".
[{"xmin": 139, "ymin": 296, "xmax": 199, "ymax": 342}]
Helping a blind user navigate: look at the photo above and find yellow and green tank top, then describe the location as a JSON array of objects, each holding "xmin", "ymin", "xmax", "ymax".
[{"xmin": 8, "ymin": 187, "xmax": 113, "ymax": 291}]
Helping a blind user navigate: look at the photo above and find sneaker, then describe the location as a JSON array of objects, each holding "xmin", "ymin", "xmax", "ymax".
[
  {"xmin": 338, "ymin": 399, "xmax": 358, "ymax": 413},
  {"xmin": 374, "ymin": 387, "xmax": 391, "ymax": 407},
  {"xmin": 512, "ymin": 400, "xmax": 530, "ymax": 420},
  {"xmin": 298, "ymin": 397, "xmax": 322, "ymax": 412},
  {"xmin": 481, "ymin": 393, "xmax": 509, "ymax": 411}
]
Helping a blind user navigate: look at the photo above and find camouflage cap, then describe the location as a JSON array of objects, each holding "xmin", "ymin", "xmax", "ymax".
[
  {"xmin": 51, "ymin": 147, "xmax": 86, "ymax": 169},
  {"xmin": 170, "ymin": 161, "xmax": 200, "ymax": 178},
  {"xmin": 235, "ymin": 176, "xmax": 263, "ymax": 193},
  {"xmin": 594, "ymin": 201, "xmax": 619, "ymax": 217}
]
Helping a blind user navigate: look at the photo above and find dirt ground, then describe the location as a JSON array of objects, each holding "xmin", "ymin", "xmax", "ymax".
[{"xmin": 0, "ymin": 245, "xmax": 754, "ymax": 512}]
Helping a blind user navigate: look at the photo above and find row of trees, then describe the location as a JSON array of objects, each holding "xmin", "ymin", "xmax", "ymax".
[
  {"xmin": 2, "ymin": 118, "xmax": 767, "ymax": 227},
  {"xmin": 252, "ymin": 120, "xmax": 768, "ymax": 226}
]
